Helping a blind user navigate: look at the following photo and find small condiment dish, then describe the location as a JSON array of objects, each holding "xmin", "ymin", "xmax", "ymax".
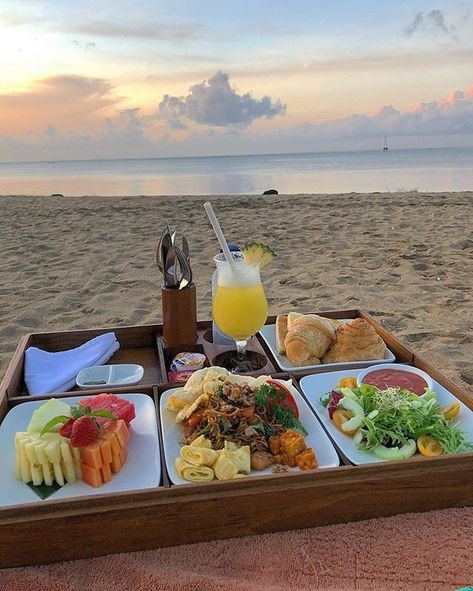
[
  {"xmin": 357, "ymin": 363, "xmax": 433, "ymax": 396},
  {"xmin": 76, "ymin": 364, "xmax": 144, "ymax": 390}
]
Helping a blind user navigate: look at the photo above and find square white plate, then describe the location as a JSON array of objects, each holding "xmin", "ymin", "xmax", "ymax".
[
  {"xmin": 160, "ymin": 379, "xmax": 340, "ymax": 485},
  {"xmin": 300, "ymin": 369, "xmax": 473, "ymax": 465},
  {"xmin": 259, "ymin": 322, "xmax": 395, "ymax": 372},
  {"xmin": 0, "ymin": 393, "xmax": 161, "ymax": 507}
]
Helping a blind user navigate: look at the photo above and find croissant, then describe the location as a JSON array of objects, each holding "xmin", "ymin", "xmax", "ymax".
[
  {"xmin": 322, "ymin": 318, "xmax": 385, "ymax": 363},
  {"xmin": 284, "ymin": 314, "xmax": 336, "ymax": 366}
]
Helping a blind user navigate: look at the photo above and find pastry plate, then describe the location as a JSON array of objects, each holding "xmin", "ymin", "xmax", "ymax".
[
  {"xmin": 160, "ymin": 378, "xmax": 340, "ymax": 485},
  {"xmin": 0, "ymin": 393, "xmax": 161, "ymax": 507},
  {"xmin": 300, "ymin": 369, "xmax": 473, "ymax": 465},
  {"xmin": 259, "ymin": 322, "xmax": 395, "ymax": 372}
]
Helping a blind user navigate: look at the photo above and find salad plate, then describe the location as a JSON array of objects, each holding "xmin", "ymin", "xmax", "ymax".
[
  {"xmin": 0, "ymin": 393, "xmax": 161, "ymax": 507},
  {"xmin": 259, "ymin": 322, "xmax": 395, "ymax": 372},
  {"xmin": 160, "ymin": 378, "xmax": 340, "ymax": 485},
  {"xmin": 300, "ymin": 369, "xmax": 473, "ymax": 465}
]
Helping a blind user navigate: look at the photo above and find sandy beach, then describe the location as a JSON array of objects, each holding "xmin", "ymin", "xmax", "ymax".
[{"xmin": 0, "ymin": 191, "xmax": 472, "ymax": 393}]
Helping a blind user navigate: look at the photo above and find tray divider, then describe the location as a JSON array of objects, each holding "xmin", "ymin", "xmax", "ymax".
[
  {"xmin": 290, "ymin": 372, "xmax": 351, "ymax": 466},
  {"xmin": 153, "ymin": 386, "xmax": 170, "ymax": 489}
]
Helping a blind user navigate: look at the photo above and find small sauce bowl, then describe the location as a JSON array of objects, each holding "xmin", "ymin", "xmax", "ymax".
[{"xmin": 357, "ymin": 363, "xmax": 433, "ymax": 396}]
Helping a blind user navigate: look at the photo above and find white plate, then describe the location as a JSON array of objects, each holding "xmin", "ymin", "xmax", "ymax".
[
  {"xmin": 160, "ymin": 379, "xmax": 340, "ymax": 485},
  {"xmin": 76, "ymin": 364, "xmax": 144, "ymax": 389},
  {"xmin": 259, "ymin": 322, "xmax": 395, "ymax": 372},
  {"xmin": 300, "ymin": 369, "xmax": 473, "ymax": 465},
  {"xmin": 0, "ymin": 393, "xmax": 161, "ymax": 507}
]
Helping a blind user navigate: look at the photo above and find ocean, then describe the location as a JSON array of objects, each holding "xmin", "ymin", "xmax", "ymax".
[{"xmin": 0, "ymin": 147, "xmax": 472, "ymax": 196}]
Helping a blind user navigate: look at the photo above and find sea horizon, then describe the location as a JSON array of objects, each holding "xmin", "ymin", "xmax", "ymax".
[{"xmin": 1, "ymin": 145, "xmax": 472, "ymax": 196}]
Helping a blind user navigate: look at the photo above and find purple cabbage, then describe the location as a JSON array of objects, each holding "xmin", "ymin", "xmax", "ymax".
[{"xmin": 327, "ymin": 390, "xmax": 343, "ymax": 419}]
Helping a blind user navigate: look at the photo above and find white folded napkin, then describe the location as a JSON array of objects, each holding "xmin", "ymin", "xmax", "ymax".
[{"xmin": 24, "ymin": 332, "xmax": 120, "ymax": 395}]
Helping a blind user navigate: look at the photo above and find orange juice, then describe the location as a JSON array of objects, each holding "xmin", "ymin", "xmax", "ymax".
[
  {"xmin": 213, "ymin": 284, "xmax": 268, "ymax": 341},
  {"xmin": 212, "ymin": 254, "xmax": 268, "ymax": 342}
]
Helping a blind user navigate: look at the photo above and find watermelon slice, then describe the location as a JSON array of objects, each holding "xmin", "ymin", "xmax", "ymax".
[{"xmin": 79, "ymin": 394, "xmax": 135, "ymax": 428}]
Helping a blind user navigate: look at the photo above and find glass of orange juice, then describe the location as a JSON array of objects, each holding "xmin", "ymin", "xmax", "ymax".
[{"xmin": 212, "ymin": 252, "xmax": 268, "ymax": 371}]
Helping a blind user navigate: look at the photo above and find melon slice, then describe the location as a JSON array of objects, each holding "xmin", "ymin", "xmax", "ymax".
[
  {"xmin": 27, "ymin": 399, "xmax": 71, "ymax": 433},
  {"xmin": 79, "ymin": 394, "xmax": 135, "ymax": 427},
  {"xmin": 80, "ymin": 420, "xmax": 129, "ymax": 488}
]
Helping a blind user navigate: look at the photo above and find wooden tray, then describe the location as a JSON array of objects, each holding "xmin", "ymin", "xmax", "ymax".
[
  {"xmin": 157, "ymin": 322, "xmax": 276, "ymax": 382},
  {"xmin": 0, "ymin": 324, "xmax": 165, "ymax": 404},
  {"xmin": 1, "ymin": 309, "xmax": 473, "ymax": 568}
]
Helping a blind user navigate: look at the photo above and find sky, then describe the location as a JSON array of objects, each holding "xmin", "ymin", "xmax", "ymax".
[{"xmin": 1, "ymin": 0, "xmax": 473, "ymax": 161}]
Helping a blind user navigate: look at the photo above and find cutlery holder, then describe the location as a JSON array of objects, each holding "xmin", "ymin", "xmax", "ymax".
[{"xmin": 162, "ymin": 284, "xmax": 198, "ymax": 346}]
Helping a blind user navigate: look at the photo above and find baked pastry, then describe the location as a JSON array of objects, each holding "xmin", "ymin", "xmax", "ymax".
[
  {"xmin": 276, "ymin": 315, "xmax": 288, "ymax": 354},
  {"xmin": 284, "ymin": 314, "xmax": 336, "ymax": 366},
  {"xmin": 322, "ymin": 318, "xmax": 385, "ymax": 363},
  {"xmin": 287, "ymin": 312, "xmax": 302, "ymax": 330}
]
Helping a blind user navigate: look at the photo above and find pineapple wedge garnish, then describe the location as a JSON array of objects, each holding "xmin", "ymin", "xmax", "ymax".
[{"xmin": 241, "ymin": 242, "xmax": 277, "ymax": 269}]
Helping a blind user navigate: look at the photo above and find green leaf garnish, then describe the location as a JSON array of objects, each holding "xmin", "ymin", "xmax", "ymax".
[
  {"xmin": 40, "ymin": 415, "xmax": 70, "ymax": 436},
  {"xmin": 90, "ymin": 410, "xmax": 116, "ymax": 419}
]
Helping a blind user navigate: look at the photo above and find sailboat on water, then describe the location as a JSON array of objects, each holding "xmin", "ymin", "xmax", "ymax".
[{"xmin": 383, "ymin": 136, "xmax": 388, "ymax": 151}]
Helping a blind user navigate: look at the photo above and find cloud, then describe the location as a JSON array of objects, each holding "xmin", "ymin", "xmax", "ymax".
[
  {"xmin": 158, "ymin": 71, "xmax": 286, "ymax": 128},
  {"xmin": 2, "ymin": 81, "xmax": 473, "ymax": 161},
  {"xmin": 0, "ymin": 75, "xmax": 119, "ymax": 134},
  {"xmin": 405, "ymin": 9, "xmax": 458, "ymax": 40},
  {"xmin": 74, "ymin": 20, "xmax": 201, "ymax": 41}
]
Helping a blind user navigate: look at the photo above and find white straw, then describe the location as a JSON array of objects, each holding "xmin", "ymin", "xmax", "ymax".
[{"xmin": 203, "ymin": 201, "xmax": 235, "ymax": 270}]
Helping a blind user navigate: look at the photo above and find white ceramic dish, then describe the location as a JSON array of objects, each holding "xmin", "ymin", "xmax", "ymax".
[
  {"xmin": 0, "ymin": 393, "xmax": 161, "ymax": 507},
  {"xmin": 76, "ymin": 364, "xmax": 144, "ymax": 389},
  {"xmin": 160, "ymin": 378, "xmax": 340, "ymax": 485},
  {"xmin": 300, "ymin": 369, "xmax": 473, "ymax": 466},
  {"xmin": 357, "ymin": 363, "xmax": 433, "ymax": 395},
  {"xmin": 259, "ymin": 322, "xmax": 395, "ymax": 372}
]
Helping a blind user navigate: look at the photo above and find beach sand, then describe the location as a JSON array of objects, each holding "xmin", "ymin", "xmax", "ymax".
[{"xmin": 0, "ymin": 191, "xmax": 472, "ymax": 393}]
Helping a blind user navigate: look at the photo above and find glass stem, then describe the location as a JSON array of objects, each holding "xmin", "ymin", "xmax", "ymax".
[{"xmin": 235, "ymin": 339, "xmax": 248, "ymax": 362}]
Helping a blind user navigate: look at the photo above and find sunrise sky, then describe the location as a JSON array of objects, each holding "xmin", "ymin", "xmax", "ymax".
[{"xmin": 1, "ymin": 0, "xmax": 473, "ymax": 161}]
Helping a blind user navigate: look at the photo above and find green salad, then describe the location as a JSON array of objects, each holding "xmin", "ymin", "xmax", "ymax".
[{"xmin": 321, "ymin": 384, "xmax": 473, "ymax": 460}]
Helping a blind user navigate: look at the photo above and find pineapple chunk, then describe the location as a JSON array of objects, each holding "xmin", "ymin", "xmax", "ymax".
[
  {"xmin": 241, "ymin": 242, "xmax": 276, "ymax": 269},
  {"xmin": 15, "ymin": 432, "xmax": 73, "ymax": 488}
]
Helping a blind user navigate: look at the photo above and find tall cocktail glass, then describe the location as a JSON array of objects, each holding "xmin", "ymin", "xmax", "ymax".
[{"xmin": 212, "ymin": 252, "xmax": 268, "ymax": 372}]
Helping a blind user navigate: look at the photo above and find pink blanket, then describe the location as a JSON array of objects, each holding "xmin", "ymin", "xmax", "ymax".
[{"xmin": 2, "ymin": 506, "xmax": 473, "ymax": 590}]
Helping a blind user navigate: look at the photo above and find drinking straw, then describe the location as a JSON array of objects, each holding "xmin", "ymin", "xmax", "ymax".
[{"xmin": 203, "ymin": 202, "xmax": 236, "ymax": 271}]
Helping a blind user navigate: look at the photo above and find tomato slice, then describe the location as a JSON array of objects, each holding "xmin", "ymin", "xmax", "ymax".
[
  {"xmin": 332, "ymin": 409, "xmax": 358, "ymax": 436},
  {"xmin": 417, "ymin": 435, "xmax": 443, "ymax": 457},
  {"xmin": 337, "ymin": 376, "xmax": 358, "ymax": 390},
  {"xmin": 266, "ymin": 379, "xmax": 299, "ymax": 418},
  {"xmin": 440, "ymin": 402, "xmax": 460, "ymax": 422}
]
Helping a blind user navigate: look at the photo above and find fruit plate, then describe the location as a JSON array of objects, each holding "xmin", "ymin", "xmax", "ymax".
[
  {"xmin": 259, "ymin": 322, "xmax": 395, "ymax": 372},
  {"xmin": 159, "ymin": 378, "xmax": 340, "ymax": 486},
  {"xmin": 299, "ymin": 369, "xmax": 473, "ymax": 465},
  {"xmin": 0, "ymin": 393, "xmax": 161, "ymax": 507}
]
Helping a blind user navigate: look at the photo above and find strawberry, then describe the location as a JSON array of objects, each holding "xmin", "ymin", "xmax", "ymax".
[
  {"xmin": 59, "ymin": 418, "xmax": 75, "ymax": 438},
  {"xmin": 70, "ymin": 416, "xmax": 99, "ymax": 447}
]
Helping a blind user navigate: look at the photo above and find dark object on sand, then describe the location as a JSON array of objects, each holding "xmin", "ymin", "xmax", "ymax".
[
  {"xmin": 263, "ymin": 189, "xmax": 278, "ymax": 195},
  {"xmin": 51, "ymin": 193, "xmax": 64, "ymax": 197}
]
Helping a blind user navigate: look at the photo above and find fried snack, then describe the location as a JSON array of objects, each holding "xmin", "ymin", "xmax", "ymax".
[
  {"xmin": 276, "ymin": 315, "xmax": 288, "ymax": 354},
  {"xmin": 167, "ymin": 367, "xmax": 269, "ymax": 413},
  {"xmin": 322, "ymin": 318, "xmax": 385, "ymax": 363},
  {"xmin": 284, "ymin": 314, "xmax": 336, "ymax": 366},
  {"xmin": 295, "ymin": 448, "xmax": 318, "ymax": 470}
]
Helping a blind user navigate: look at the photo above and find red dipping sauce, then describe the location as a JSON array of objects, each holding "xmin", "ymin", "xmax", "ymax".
[{"xmin": 362, "ymin": 368, "xmax": 428, "ymax": 396}]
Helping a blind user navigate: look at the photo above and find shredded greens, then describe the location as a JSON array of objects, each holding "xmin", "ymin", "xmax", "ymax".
[{"xmin": 322, "ymin": 385, "xmax": 473, "ymax": 455}]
